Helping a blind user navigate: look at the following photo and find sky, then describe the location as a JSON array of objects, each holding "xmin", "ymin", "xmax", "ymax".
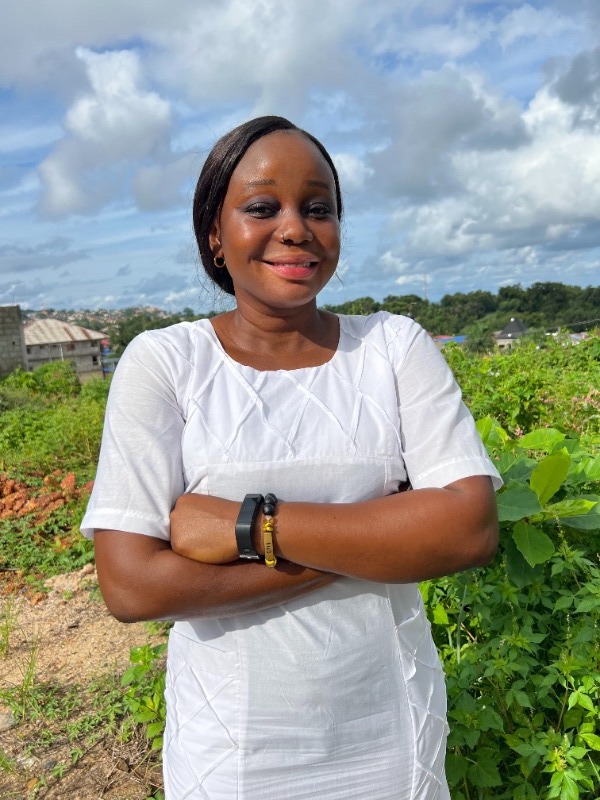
[{"xmin": 0, "ymin": 0, "xmax": 599, "ymax": 313}]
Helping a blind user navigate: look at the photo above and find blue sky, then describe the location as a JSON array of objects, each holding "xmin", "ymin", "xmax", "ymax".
[{"xmin": 1, "ymin": 0, "xmax": 599, "ymax": 312}]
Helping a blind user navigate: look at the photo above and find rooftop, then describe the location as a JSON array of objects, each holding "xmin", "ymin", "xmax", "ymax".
[{"xmin": 24, "ymin": 319, "xmax": 105, "ymax": 346}]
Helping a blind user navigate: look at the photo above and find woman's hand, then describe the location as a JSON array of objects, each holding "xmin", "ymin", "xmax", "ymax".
[{"xmin": 170, "ymin": 494, "xmax": 240, "ymax": 564}]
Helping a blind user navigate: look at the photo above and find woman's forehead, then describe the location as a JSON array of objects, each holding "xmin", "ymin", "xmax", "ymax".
[{"xmin": 231, "ymin": 130, "xmax": 335, "ymax": 188}]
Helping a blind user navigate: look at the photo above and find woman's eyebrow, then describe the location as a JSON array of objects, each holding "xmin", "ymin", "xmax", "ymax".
[
  {"xmin": 242, "ymin": 179, "xmax": 332, "ymax": 190},
  {"xmin": 306, "ymin": 180, "xmax": 331, "ymax": 190},
  {"xmin": 244, "ymin": 179, "xmax": 276, "ymax": 189}
]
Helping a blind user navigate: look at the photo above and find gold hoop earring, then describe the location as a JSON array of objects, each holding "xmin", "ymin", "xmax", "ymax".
[{"xmin": 213, "ymin": 255, "xmax": 226, "ymax": 268}]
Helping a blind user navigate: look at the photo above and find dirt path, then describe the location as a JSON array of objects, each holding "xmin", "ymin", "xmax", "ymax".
[{"xmin": 0, "ymin": 566, "xmax": 165, "ymax": 799}]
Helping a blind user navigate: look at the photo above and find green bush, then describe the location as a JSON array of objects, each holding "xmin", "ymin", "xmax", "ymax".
[
  {"xmin": 0, "ymin": 497, "xmax": 94, "ymax": 585},
  {"xmin": 1, "ymin": 361, "xmax": 81, "ymax": 399},
  {"xmin": 0, "ymin": 397, "xmax": 105, "ymax": 477},
  {"xmin": 423, "ymin": 420, "xmax": 600, "ymax": 800},
  {"xmin": 444, "ymin": 335, "xmax": 600, "ymax": 438}
]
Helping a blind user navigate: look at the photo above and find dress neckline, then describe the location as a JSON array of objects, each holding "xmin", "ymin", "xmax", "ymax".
[{"xmin": 202, "ymin": 315, "xmax": 343, "ymax": 375}]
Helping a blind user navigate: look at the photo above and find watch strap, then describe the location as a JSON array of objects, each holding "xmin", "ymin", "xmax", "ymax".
[{"xmin": 235, "ymin": 494, "xmax": 263, "ymax": 559}]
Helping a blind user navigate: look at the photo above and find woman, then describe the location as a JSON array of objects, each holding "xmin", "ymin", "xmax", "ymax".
[{"xmin": 82, "ymin": 116, "xmax": 501, "ymax": 800}]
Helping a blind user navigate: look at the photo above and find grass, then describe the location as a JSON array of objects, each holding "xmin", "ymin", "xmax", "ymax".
[
  {"xmin": 0, "ymin": 596, "xmax": 19, "ymax": 657},
  {"xmin": 0, "ymin": 638, "xmax": 166, "ymax": 799}
]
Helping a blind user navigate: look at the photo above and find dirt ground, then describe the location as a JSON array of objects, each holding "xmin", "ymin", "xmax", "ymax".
[{"xmin": 0, "ymin": 565, "xmax": 165, "ymax": 799}]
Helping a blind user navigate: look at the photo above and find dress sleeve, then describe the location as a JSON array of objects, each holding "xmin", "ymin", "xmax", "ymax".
[
  {"xmin": 385, "ymin": 315, "xmax": 502, "ymax": 491},
  {"xmin": 80, "ymin": 332, "xmax": 187, "ymax": 540}
]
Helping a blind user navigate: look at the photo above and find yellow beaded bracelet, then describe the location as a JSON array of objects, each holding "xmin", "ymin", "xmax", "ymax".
[{"xmin": 262, "ymin": 493, "xmax": 277, "ymax": 568}]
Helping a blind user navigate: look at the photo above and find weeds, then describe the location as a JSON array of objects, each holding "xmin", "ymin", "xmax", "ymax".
[{"xmin": 0, "ymin": 596, "xmax": 19, "ymax": 657}]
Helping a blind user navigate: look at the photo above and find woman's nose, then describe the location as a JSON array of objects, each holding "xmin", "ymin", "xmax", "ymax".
[{"xmin": 277, "ymin": 211, "xmax": 313, "ymax": 244}]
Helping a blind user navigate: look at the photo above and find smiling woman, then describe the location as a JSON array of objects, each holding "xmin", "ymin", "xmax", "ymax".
[{"xmin": 82, "ymin": 115, "xmax": 501, "ymax": 800}]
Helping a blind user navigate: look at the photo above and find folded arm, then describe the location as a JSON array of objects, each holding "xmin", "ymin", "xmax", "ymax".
[
  {"xmin": 94, "ymin": 529, "xmax": 336, "ymax": 623},
  {"xmin": 171, "ymin": 475, "xmax": 498, "ymax": 583}
]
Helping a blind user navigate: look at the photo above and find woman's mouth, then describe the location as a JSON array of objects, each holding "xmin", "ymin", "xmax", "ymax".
[{"xmin": 263, "ymin": 259, "xmax": 318, "ymax": 279}]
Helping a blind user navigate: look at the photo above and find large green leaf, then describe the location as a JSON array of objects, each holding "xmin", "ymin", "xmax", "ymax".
[
  {"xmin": 530, "ymin": 451, "xmax": 570, "ymax": 505},
  {"xmin": 518, "ymin": 428, "xmax": 565, "ymax": 451},
  {"xmin": 579, "ymin": 733, "xmax": 600, "ymax": 751},
  {"xmin": 583, "ymin": 455, "xmax": 600, "ymax": 481},
  {"xmin": 503, "ymin": 457, "xmax": 536, "ymax": 483},
  {"xmin": 504, "ymin": 536, "xmax": 544, "ymax": 587},
  {"xmin": 445, "ymin": 752, "xmax": 468, "ymax": 784},
  {"xmin": 512, "ymin": 521, "xmax": 555, "ymax": 567},
  {"xmin": 476, "ymin": 417, "xmax": 508, "ymax": 446},
  {"xmin": 497, "ymin": 485, "xmax": 543, "ymax": 521},
  {"xmin": 545, "ymin": 498, "xmax": 597, "ymax": 518},
  {"xmin": 467, "ymin": 748, "xmax": 502, "ymax": 788},
  {"xmin": 560, "ymin": 513, "xmax": 600, "ymax": 531}
]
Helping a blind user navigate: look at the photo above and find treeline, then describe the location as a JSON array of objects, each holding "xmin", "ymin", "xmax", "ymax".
[
  {"xmin": 45, "ymin": 281, "xmax": 600, "ymax": 355},
  {"xmin": 324, "ymin": 282, "xmax": 600, "ymax": 336}
]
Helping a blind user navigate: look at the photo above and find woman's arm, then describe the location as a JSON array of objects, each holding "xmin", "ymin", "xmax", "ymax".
[
  {"xmin": 170, "ymin": 475, "xmax": 498, "ymax": 584},
  {"xmin": 94, "ymin": 529, "xmax": 336, "ymax": 623}
]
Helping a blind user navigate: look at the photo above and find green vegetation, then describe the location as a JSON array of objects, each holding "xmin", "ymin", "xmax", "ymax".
[
  {"xmin": 324, "ymin": 281, "xmax": 600, "ymax": 336},
  {"xmin": 444, "ymin": 333, "xmax": 600, "ymax": 438},
  {"xmin": 426, "ymin": 421, "xmax": 600, "ymax": 799},
  {"xmin": 0, "ymin": 644, "xmax": 164, "ymax": 798},
  {"xmin": 25, "ymin": 281, "xmax": 600, "ymax": 357},
  {"xmin": 0, "ymin": 361, "xmax": 109, "ymax": 479},
  {"xmin": 1, "ymin": 333, "xmax": 598, "ymax": 798}
]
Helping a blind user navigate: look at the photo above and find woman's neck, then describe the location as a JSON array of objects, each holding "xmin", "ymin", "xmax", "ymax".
[{"xmin": 210, "ymin": 305, "xmax": 340, "ymax": 371}]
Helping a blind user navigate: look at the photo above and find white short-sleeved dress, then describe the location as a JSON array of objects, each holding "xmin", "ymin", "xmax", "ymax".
[{"xmin": 82, "ymin": 312, "xmax": 501, "ymax": 800}]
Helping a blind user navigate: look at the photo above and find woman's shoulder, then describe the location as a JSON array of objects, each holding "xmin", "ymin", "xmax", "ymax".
[
  {"xmin": 338, "ymin": 310, "xmax": 425, "ymax": 344},
  {"xmin": 125, "ymin": 318, "xmax": 215, "ymax": 362}
]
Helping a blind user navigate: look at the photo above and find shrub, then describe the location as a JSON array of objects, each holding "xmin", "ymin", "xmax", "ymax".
[{"xmin": 423, "ymin": 420, "xmax": 600, "ymax": 799}]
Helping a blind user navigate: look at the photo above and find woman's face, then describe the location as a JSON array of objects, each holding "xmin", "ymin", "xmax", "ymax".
[{"xmin": 210, "ymin": 130, "xmax": 340, "ymax": 314}]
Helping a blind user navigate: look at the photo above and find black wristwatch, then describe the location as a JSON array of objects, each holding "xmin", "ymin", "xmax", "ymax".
[{"xmin": 235, "ymin": 494, "xmax": 263, "ymax": 559}]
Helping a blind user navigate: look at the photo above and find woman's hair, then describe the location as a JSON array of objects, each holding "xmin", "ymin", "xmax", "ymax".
[{"xmin": 193, "ymin": 115, "xmax": 343, "ymax": 295}]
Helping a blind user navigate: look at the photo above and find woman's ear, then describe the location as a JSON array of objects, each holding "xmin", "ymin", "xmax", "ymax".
[{"xmin": 209, "ymin": 217, "xmax": 221, "ymax": 257}]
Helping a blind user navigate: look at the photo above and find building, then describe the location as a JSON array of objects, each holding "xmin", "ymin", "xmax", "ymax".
[
  {"xmin": 24, "ymin": 318, "xmax": 106, "ymax": 378},
  {"xmin": 0, "ymin": 305, "xmax": 27, "ymax": 377},
  {"xmin": 432, "ymin": 334, "xmax": 467, "ymax": 349},
  {"xmin": 495, "ymin": 318, "xmax": 528, "ymax": 350}
]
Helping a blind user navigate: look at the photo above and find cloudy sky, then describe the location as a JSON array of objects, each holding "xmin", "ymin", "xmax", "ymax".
[{"xmin": 1, "ymin": 0, "xmax": 599, "ymax": 312}]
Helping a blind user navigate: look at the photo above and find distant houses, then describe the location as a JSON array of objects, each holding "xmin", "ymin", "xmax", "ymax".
[
  {"xmin": 0, "ymin": 305, "xmax": 108, "ymax": 380},
  {"xmin": 494, "ymin": 318, "xmax": 528, "ymax": 350},
  {"xmin": 24, "ymin": 318, "xmax": 106, "ymax": 378},
  {"xmin": 432, "ymin": 334, "xmax": 467, "ymax": 349},
  {"xmin": 0, "ymin": 305, "xmax": 28, "ymax": 377}
]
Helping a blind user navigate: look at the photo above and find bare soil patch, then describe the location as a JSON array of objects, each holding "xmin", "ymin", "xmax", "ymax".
[{"xmin": 0, "ymin": 565, "xmax": 165, "ymax": 799}]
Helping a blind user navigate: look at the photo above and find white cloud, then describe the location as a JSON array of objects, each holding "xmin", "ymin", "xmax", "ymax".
[
  {"xmin": 144, "ymin": 0, "xmax": 379, "ymax": 116},
  {"xmin": 498, "ymin": 4, "xmax": 577, "ymax": 48},
  {"xmin": 365, "ymin": 67, "xmax": 528, "ymax": 203},
  {"xmin": 333, "ymin": 154, "xmax": 373, "ymax": 192},
  {"xmin": 0, "ymin": 1, "xmax": 199, "ymax": 87},
  {"xmin": 132, "ymin": 154, "xmax": 198, "ymax": 211},
  {"xmin": 1, "ymin": 0, "xmax": 598, "ymax": 308},
  {"xmin": 373, "ymin": 10, "xmax": 494, "ymax": 62},
  {"xmin": 37, "ymin": 48, "xmax": 173, "ymax": 216},
  {"xmin": 0, "ymin": 236, "xmax": 89, "ymax": 275},
  {"xmin": 0, "ymin": 123, "xmax": 63, "ymax": 154}
]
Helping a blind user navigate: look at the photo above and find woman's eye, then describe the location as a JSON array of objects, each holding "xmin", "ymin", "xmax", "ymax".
[
  {"xmin": 246, "ymin": 203, "xmax": 276, "ymax": 217},
  {"xmin": 308, "ymin": 203, "xmax": 331, "ymax": 218}
]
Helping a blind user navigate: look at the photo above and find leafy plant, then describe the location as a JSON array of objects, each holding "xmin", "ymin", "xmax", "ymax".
[
  {"xmin": 423, "ymin": 419, "xmax": 600, "ymax": 800},
  {"xmin": 444, "ymin": 335, "xmax": 600, "ymax": 438},
  {"xmin": 122, "ymin": 643, "xmax": 168, "ymax": 752},
  {"xmin": 0, "ymin": 492, "xmax": 94, "ymax": 589}
]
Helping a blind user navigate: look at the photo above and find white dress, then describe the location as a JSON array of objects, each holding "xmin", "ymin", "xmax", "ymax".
[{"xmin": 82, "ymin": 312, "xmax": 501, "ymax": 800}]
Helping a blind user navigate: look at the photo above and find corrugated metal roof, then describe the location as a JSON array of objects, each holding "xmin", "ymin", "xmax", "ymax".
[{"xmin": 24, "ymin": 319, "xmax": 106, "ymax": 345}]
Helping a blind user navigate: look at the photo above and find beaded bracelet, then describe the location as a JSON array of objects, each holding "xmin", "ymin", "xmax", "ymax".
[{"xmin": 262, "ymin": 493, "xmax": 277, "ymax": 568}]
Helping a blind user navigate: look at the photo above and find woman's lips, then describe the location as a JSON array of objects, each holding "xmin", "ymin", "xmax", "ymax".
[{"xmin": 263, "ymin": 259, "xmax": 318, "ymax": 279}]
